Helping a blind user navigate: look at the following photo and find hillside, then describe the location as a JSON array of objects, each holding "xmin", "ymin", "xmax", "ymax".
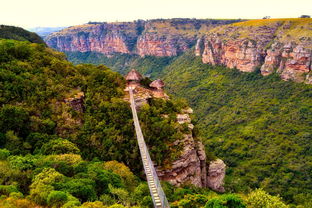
[
  {"xmin": 0, "ymin": 38, "xmax": 273, "ymax": 208},
  {"xmin": 161, "ymin": 50, "xmax": 312, "ymax": 207},
  {"xmin": 40, "ymin": 18, "xmax": 312, "ymax": 207},
  {"xmin": 0, "ymin": 25, "xmax": 45, "ymax": 44}
]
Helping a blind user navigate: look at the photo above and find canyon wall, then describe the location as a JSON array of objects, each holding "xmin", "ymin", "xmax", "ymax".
[
  {"xmin": 45, "ymin": 19, "xmax": 240, "ymax": 57},
  {"xmin": 46, "ymin": 18, "xmax": 312, "ymax": 84},
  {"xmin": 195, "ymin": 19, "xmax": 312, "ymax": 83}
]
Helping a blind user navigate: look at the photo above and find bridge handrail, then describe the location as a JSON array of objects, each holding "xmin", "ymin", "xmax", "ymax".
[{"xmin": 129, "ymin": 88, "xmax": 170, "ymax": 208}]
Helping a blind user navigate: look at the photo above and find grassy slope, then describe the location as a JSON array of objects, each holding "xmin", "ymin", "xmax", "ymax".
[
  {"xmin": 161, "ymin": 50, "xmax": 312, "ymax": 204},
  {"xmin": 208, "ymin": 18, "xmax": 312, "ymax": 48},
  {"xmin": 0, "ymin": 25, "xmax": 45, "ymax": 44}
]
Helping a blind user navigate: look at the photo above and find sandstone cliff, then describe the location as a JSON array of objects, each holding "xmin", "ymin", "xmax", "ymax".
[
  {"xmin": 45, "ymin": 19, "xmax": 240, "ymax": 57},
  {"xmin": 195, "ymin": 18, "xmax": 312, "ymax": 83}
]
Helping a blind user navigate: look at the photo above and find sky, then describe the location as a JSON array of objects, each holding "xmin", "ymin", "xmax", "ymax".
[{"xmin": 1, "ymin": 0, "xmax": 312, "ymax": 29}]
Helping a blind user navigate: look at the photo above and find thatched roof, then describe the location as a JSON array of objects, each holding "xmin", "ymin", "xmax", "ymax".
[
  {"xmin": 125, "ymin": 69, "xmax": 143, "ymax": 81},
  {"xmin": 150, "ymin": 79, "xmax": 165, "ymax": 89}
]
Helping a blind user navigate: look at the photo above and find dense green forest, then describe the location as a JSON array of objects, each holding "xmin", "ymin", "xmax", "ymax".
[
  {"xmin": 0, "ymin": 39, "xmax": 290, "ymax": 208},
  {"xmin": 65, "ymin": 49, "xmax": 312, "ymax": 207},
  {"xmin": 161, "ymin": 51, "xmax": 312, "ymax": 207},
  {"xmin": 0, "ymin": 28, "xmax": 309, "ymax": 208}
]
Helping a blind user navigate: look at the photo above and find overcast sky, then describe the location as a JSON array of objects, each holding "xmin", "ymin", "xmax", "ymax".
[{"xmin": 1, "ymin": 0, "xmax": 311, "ymax": 29}]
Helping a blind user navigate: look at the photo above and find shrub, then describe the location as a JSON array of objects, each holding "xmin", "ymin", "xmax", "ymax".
[
  {"xmin": 8, "ymin": 154, "xmax": 37, "ymax": 170},
  {"xmin": 0, "ymin": 149, "xmax": 10, "ymax": 160},
  {"xmin": 205, "ymin": 194, "xmax": 246, "ymax": 208},
  {"xmin": 40, "ymin": 138, "xmax": 80, "ymax": 155},
  {"xmin": 56, "ymin": 178, "xmax": 96, "ymax": 202},
  {"xmin": 100, "ymin": 194, "xmax": 116, "ymax": 206},
  {"xmin": 0, "ymin": 105, "xmax": 30, "ymax": 137},
  {"xmin": 0, "ymin": 185, "xmax": 19, "ymax": 196},
  {"xmin": 78, "ymin": 201, "xmax": 106, "ymax": 208},
  {"xmin": 246, "ymin": 189, "xmax": 289, "ymax": 208},
  {"xmin": 29, "ymin": 168, "xmax": 65, "ymax": 205},
  {"xmin": 47, "ymin": 191, "xmax": 68, "ymax": 208},
  {"xmin": 103, "ymin": 161, "xmax": 137, "ymax": 189}
]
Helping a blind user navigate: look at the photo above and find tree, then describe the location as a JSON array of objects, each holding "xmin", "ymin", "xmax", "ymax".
[
  {"xmin": 205, "ymin": 194, "xmax": 246, "ymax": 208},
  {"xmin": 40, "ymin": 138, "xmax": 80, "ymax": 155},
  {"xmin": 29, "ymin": 168, "xmax": 65, "ymax": 205},
  {"xmin": 0, "ymin": 105, "xmax": 30, "ymax": 137},
  {"xmin": 246, "ymin": 189, "xmax": 289, "ymax": 208},
  {"xmin": 47, "ymin": 191, "xmax": 68, "ymax": 208}
]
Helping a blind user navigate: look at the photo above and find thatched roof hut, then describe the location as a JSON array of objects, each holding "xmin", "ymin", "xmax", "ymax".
[
  {"xmin": 150, "ymin": 79, "xmax": 165, "ymax": 89},
  {"xmin": 125, "ymin": 69, "xmax": 143, "ymax": 81}
]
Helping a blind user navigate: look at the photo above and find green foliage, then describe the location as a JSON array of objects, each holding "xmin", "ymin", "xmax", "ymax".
[
  {"xmin": 47, "ymin": 191, "xmax": 68, "ymax": 208},
  {"xmin": 205, "ymin": 194, "xmax": 246, "ymax": 208},
  {"xmin": 8, "ymin": 154, "xmax": 38, "ymax": 170},
  {"xmin": 172, "ymin": 194, "xmax": 209, "ymax": 208},
  {"xmin": 0, "ymin": 149, "xmax": 10, "ymax": 160},
  {"xmin": 0, "ymin": 185, "xmax": 19, "ymax": 196},
  {"xmin": 161, "ymin": 51, "xmax": 312, "ymax": 206},
  {"xmin": 108, "ymin": 184, "xmax": 130, "ymax": 206},
  {"xmin": 0, "ymin": 105, "xmax": 30, "ymax": 137},
  {"xmin": 131, "ymin": 183, "xmax": 153, "ymax": 207},
  {"xmin": 103, "ymin": 161, "xmax": 138, "ymax": 190},
  {"xmin": 138, "ymin": 102, "xmax": 185, "ymax": 166},
  {"xmin": 40, "ymin": 138, "xmax": 80, "ymax": 155},
  {"xmin": 29, "ymin": 168, "xmax": 65, "ymax": 205},
  {"xmin": 56, "ymin": 178, "xmax": 97, "ymax": 202},
  {"xmin": 246, "ymin": 189, "xmax": 289, "ymax": 208}
]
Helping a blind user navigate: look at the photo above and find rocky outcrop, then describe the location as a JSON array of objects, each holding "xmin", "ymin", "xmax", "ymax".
[
  {"xmin": 156, "ymin": 108, "xmax": 225, "ymax": 191},
  {"xmin": 156, "ymin": 134, "xmax": 209, "ymax": 188},
  {"xmin": 207, "ymin": 159, "xmax": 226, "ymax": 192},
  {"xmin": 196, "ymin": 19, "xmax": 312, "ymax": 83},
  {"xmin": 201, "ymin": 38, "xmax": 264, "ymax": 72},
  {"xmin": 124, "ymin": 75, "xmax": 226, "ymax": 191},
  {"xmin": 64, "ymin": 92, "xmax": 85, "ymax": 112},
  {"xmin": 45, "ymin": 19, "xmax": 241, "ymax": 57}
]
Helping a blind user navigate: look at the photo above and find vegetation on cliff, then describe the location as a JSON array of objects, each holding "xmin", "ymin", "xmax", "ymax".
[{"xmin": 161, "ymin": 51, "xmax": 312, "ymax": 207}]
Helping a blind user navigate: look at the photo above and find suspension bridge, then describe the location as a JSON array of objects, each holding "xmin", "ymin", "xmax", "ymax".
[{"xmin": 129, "ymin": 87, "xmax": 170, "ymax": 208}]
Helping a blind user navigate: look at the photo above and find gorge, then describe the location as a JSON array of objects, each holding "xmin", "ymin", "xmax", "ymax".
[{"xmin": 46, "ymin": 18, "xmax": 312, "ymax": 84}]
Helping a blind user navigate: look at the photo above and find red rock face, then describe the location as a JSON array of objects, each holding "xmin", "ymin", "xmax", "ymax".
[
  {"xmin": 198, "ymin": 37, "xmax": 311, "ymax": 83},
  {"xmin": 279, "ymin": 45, "xmax": 311, "ymax": 82},
  {"xmin": 46, "ymin": 19, "xmax": 240, "ymax": 57},
  {"xmin": 202, "ymin": 38, "xmax": 263, "ymax": 72},
  {"xmin": 136, "ymin": 33, "xmax": 178, "ymax": 57},
  {"xmin": 196, "ymin": 19, "xmax": 312, "ymax": 84}
]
